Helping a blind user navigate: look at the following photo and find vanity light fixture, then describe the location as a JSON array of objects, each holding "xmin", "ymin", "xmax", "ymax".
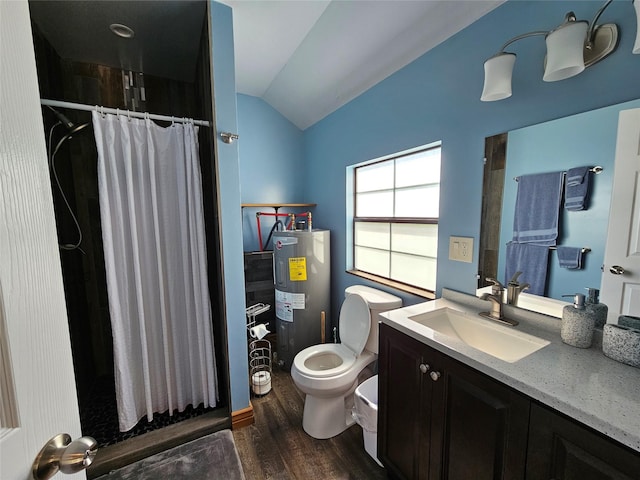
[{"xmin": 481, "ymin": 0, "xmax": 640, "ymax": 102}]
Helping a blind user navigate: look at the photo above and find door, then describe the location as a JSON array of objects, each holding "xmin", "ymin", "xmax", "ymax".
[
  {"xmin": 0, "ymin": 2, "xmax": 84, "ymax": 479},
  {"xmin": 601, "ymin": 108, "xmax": 640, "ymax": 316},
  {"xmin": 378, "ymin": 323, "xmax": 436, "ymax": 480},
  {"xmin": 437, "ymin": 352, "xmax": 530, "ymax": 480},
  {"xmin": 526, "ymin": 403, "xmax": 640, "ymax": 479}
]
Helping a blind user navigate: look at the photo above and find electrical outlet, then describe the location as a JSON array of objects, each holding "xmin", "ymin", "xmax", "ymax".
[{"xmin": 449, "ymin": 236, "xmax": 474, "ymax": 263}]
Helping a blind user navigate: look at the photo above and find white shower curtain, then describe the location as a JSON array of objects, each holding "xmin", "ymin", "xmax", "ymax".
[{"xmin": 92, "ymin": 111, "xmax": 218, "ymax": 432}]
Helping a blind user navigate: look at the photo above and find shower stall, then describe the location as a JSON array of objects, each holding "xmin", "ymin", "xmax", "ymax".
[{"xmin": 28, "ymin": 0, "xmax": 229, "ymax": 469}]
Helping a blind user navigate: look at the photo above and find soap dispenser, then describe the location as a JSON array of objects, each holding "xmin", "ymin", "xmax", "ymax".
[
  {"xmin": 561, "ymin": 293, "xmax": 595, "ymax": 348},
  {"xmin": 585, "ymin": 287, "xmax": 608, "ymax": 328}
]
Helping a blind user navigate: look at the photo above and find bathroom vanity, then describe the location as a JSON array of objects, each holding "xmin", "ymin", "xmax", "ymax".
[{"xmin": 378, "ymin": 289, "xmax": 640, "ymax": 480}]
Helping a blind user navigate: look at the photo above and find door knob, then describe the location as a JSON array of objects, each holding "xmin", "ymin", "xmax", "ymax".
[
  {"xmin": 32, "ymin": 434, "xmax": 98, "ymax": 480},
  {"xmin": 430, "ymin": 371, "xmax": 441, "ymax": 381},
  {"xmin": 609, "ymin": 265, "xmax": 626, "ymax": 275},
  {"xmin": 419, "ymin": 363, "xmax": 430, "ymax": 374}
]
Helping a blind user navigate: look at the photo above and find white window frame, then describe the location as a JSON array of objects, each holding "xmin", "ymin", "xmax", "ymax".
[{"xmin": 350, "ymin": 144, "xmax": 441, "ymax": 297}]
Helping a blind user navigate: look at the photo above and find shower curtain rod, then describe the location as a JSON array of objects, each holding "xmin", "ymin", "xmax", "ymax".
[{"xmin": 40, "ymin": 99, "xmax": 211, "ymax": 127}]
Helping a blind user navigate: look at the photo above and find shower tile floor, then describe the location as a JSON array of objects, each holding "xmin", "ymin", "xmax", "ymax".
[{"xmin": 80, "ymin": 376, "xmax": 216, "ymax": 447}]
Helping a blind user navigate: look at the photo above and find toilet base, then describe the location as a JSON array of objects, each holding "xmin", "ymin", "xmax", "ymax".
[{"xmin": 302, "ymin": 388, "xmax": 356, "ymax": 439}]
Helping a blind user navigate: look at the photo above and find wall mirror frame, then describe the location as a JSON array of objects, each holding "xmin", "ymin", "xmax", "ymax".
[{"xmin": 478, "ymin": 97, "xmax": 640, "ymax": 318}]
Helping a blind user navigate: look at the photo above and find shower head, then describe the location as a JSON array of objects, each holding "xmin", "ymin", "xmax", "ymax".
[{"xmin": 48, "ymin": 106, "xmax": 89, "ymax": 134}]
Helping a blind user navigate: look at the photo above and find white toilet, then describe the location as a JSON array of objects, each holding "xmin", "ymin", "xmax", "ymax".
[{"xmin": 291, "ymin": 285, "xmax": 402, "ymax": 439}]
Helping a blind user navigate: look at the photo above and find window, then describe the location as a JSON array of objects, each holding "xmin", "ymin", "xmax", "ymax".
[{"xmin": 352, "ymin": 145, "xmax": 441, "ymax": 293}]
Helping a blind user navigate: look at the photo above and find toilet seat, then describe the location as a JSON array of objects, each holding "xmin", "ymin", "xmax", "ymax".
[
  {"xmin": 293, "ymin": 343, "xmax": 356, "ymax": 378},
  {"xmin": 339, "ymin": 293, "xmax": 371, "ymax": 356},
  {"xmin": 292, "ymin": 293, "xmax": 372, "ymax": 379}
]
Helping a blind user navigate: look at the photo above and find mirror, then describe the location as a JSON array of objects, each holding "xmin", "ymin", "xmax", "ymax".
[{"xmin": 479, "ymin": 97, "xmax": 640, "ymax": 316}]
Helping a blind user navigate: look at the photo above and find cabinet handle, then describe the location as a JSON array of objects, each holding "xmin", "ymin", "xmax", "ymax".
[
  {"xmin": 430, "ymin": 371, "xmax": 441, "ymax": 381},
  {"xmin": 419, "ymin": 363, "xmax": 430, "ymax": 374}
]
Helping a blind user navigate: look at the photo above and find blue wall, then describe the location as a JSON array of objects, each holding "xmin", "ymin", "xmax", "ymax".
[
  {"xmin": 498, "ymin": 98, "xmax": 640, "ymax": 300},
  {"xmin": 210, "ymin": 2, "xmax": 249, "ymax": 413},
  {"xmin": 236, "ymin": 94, "xmax": 304, "ymax": 252},
  {"xmin": 302, "ymin": 0, "xmax": 640, "ymax": 323}
]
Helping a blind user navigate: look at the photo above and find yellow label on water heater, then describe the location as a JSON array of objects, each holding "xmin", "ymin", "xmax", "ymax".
[{"xmin": 289, "ymin": 257, "xmax": 307, "ymax": 281}]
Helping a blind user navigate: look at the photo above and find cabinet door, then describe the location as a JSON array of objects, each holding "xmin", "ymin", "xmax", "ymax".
[
  {"xmin": 433, "ymin": 349, "xmax": 530, "ymax": 480},
  {"xmin": 526, "ymin": 403, "xmax": 640, "ymax": 480},
  {"xmin": 379, "ymin": 323, "xmax": 436, "ymax": 480}
]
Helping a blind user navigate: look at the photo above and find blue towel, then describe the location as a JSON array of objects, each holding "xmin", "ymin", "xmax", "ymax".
[
  {"xmin": 513, "ymin": 171, "xmax": 564, "ymax": 246},
  {"xmin": 565, "ymin": 166, "xmax": 591, "ymax": 211},
  {"xmin": 556, "ymin": 246, "xmax": 584, "ymax": 269},
  {"xmin": 505, "ymin": 242, "xmax": 550, "ymax": 296}
]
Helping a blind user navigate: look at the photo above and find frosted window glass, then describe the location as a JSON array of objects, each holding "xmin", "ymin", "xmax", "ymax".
[
  {"xmin": 355, "ymin": 246, "xmax": 390, "ymax": 277},
  {"xmin": 391, "ymin": 253, "xmax": 437, "ymax": 291},
  {"xmin": 356, "ymin": 191, "xmax": 394, "ymax": 217},
  {"xmin": 395, "ymin": 149, "xmax": 441, "ymax": 188},
  {"xmin": 353, "ymin": 145, "xmax": 441, "ymax": 292},
  {"xmin": 395, "ymin": 185, "xmax": 440, "ymax": 218},
  {"xmin": 392, "ymin": 224, "xmax": 438, "ymax": 257},
  {"xmin": 357, "ymin": 161, "xmax": 394, "ymax": 193},
  {"xmin": 355, "ymin": 222, "xmax": 390, "ymax": 249}
]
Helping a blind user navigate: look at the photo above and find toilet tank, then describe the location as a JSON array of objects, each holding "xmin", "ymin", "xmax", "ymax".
[{"xmin": 345, "ymin": 285, "xmax": 402, "ymax": 354}]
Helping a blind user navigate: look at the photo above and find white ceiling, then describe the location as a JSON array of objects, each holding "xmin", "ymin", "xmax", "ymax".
[
  {"xmin": 29, "ymin": 0, "xmax": 504, "ymax": 130},
  {"xmin": 221, "ymin": 0, "xmax": 504, "ymax": 130}
]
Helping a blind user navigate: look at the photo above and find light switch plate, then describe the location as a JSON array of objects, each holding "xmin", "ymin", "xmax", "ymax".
[{"xmin": 449, "ymin": 236, "xmax": 474, "ymax": 263}]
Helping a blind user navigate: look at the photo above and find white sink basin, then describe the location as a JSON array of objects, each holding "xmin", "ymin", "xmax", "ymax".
[{"xmin": 408, "ymin": 308, "xmax": 550, "ymax": 363}]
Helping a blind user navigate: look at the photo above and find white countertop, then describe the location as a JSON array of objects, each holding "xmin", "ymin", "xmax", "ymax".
[{"xmin": 380, "ymin": 291, "xmax": 640, "ymax": 453}]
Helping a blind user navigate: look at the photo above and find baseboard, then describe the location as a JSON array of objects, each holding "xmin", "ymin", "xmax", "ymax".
[{"xmin": 231, "ymin": 403, "xmax": 254, "ymax": 429}]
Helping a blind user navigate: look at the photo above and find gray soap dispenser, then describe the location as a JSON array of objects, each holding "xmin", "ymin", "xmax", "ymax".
[
  {"xmin": 585, "ymin": 287, "xmax": 608, "ymax": 329},
  {"xmin": 561, "ymin": 293, "xmax": 595, "ymax": 348}
]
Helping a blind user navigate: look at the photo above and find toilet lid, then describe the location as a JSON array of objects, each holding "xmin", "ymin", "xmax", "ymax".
[{"xmin": 339, "ymin": 293, "xmax": 371, "ymax": 356}]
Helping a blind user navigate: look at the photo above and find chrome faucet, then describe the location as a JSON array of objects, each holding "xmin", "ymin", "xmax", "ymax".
[
  {"xmin": 480, "ymin": 278, "xmax": 519, "ymax": 326},
  {"xmin": 507, "ymin": 271, "xmax": 530, "ymax": 306}
]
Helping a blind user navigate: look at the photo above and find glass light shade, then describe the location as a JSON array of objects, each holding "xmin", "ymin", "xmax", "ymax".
[
  {"xmin": 634, "ymin": 0, "xmax": 640, "ymax": 54},
  {"xmin": 481, "ymin": 53, "xmax": 516, "ymax": 102},
  {"xmin": 543, "ymin": 20, "xmax": 588, "ymax": 82}
]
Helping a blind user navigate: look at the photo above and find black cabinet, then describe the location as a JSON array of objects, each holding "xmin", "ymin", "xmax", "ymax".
[
  {"xmin": 526, "ymin": 403, "xmax": 640, "ymax": 480},
  {"xmin": 378, "ymin": 323, "xmax": 530, "ymax": 480},
  {"xmin": 379, "ymin": 323, "xmax": 640, "ymax": 480}
]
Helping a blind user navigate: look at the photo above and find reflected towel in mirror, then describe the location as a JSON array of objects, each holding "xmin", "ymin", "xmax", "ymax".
[
  {"xmin": 513, "ymin": 171, "xmax": 564, "ymax": 245},
  {"xmin": 565, "ymin": 166, "xmax": 591, "ymax": 211},
  {"xmin": 556, "ymin": 246, "xmax": 584, "ymax": 269},
  {"xmin": 505, "ymin": 242, "xmax": 550, "ymax": 296}
]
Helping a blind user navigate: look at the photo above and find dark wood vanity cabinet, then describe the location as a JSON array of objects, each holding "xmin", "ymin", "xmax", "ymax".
[
  {"xmin": 526, "ymin": 403, "xmax": 640, "ymax": 480},
  {"xmin": 379, "ymin": 323, "xmax": 640, "ymax": 480},
  {"xmin": 378, "ymin": 323, "xmax": 530, "ymax": 480}
]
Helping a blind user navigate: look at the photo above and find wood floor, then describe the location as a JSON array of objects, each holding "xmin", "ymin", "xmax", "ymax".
[{"xmin": 232, "ymin": 368, "xmax": 387, "ymax": 480}]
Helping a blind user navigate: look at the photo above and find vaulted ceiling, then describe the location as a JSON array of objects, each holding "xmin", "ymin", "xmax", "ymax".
[{"xmin": 29, "ymin": 0, "xmax": 504, "ymax": 130}]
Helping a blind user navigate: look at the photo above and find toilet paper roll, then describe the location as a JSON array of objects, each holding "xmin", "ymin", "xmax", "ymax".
[
  {"xmin": 251, "ymin": 371, "xmax": 272, "ymax": 395},
  {"xmin": 249, "ymin": 323, "xmax": 270, "ymax": 340}
]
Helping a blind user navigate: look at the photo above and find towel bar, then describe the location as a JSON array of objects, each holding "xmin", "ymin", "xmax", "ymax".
[
  {"xmin": 514, "ymin": 166, "xmax": 603, "ymax": 181},
  {"xmin": 549, "ymin": 246, "xmax": 591, "ymax": 253}
]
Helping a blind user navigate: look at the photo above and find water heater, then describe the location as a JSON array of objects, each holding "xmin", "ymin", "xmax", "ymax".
[{"xmin": 272, "ymin": 229, "xmax": 330, "ymax": 369}]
